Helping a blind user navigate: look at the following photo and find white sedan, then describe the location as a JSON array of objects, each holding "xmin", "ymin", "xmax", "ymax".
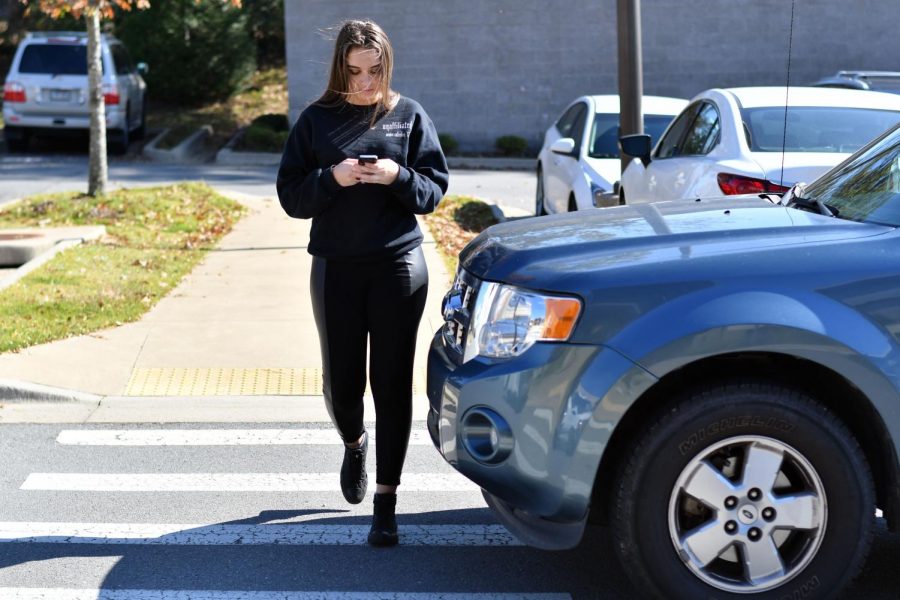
[
  {"xmin": 536, "ymin": 94, "xmax": 687, "ymax": 214},
  {"xmin": 618, "ymin": 86, "xmax": 900, "ymax": 204}
]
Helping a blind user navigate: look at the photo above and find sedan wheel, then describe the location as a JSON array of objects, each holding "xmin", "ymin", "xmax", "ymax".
[
  {"xmin": 612, "ymin": 382, "xmax": 874, "ymax": 599},
  {"xmin": 535, "ymin": 166, "xmax": 548, "ymax": 216}
]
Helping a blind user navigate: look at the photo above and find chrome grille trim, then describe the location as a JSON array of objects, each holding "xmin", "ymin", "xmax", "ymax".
[{"xmin": 441, "ymin": 268, "xmax": 480, "ymax": 360}]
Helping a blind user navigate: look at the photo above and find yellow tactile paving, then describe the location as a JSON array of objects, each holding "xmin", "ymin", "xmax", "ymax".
[{"xmin": 125, "ymin": 367, "xmax": 426, "ymax": 397}]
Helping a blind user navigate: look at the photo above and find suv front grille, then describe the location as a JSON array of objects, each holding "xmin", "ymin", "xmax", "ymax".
[{"xmin": 441, "ymin": 268, "xmax": 480, "ymax": 360}]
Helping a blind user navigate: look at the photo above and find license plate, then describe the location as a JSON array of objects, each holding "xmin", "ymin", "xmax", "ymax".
[{"xmin": 49, "ymin": 89, "xmax": 72, "ymax": 102}]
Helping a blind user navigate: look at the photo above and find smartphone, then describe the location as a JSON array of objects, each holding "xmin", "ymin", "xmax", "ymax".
[{"xmin": 358, "ymin": 155, "xmax": 378, "ymax": 165}]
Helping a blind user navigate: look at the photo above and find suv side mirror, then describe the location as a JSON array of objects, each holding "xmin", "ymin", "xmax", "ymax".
[
  {"xmin": 136, "ymin": 62, "xmax": 149, "ymax": 76},
  {"xmin": 619, "ymin": 134, "xmax": 652, "ymax": 167},
  {"xmin": 550, "ymin": 137, "xmax": 577, "ymax": 157}
]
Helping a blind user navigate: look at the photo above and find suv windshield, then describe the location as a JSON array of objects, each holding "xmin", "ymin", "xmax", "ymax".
[
  {"xmin": 589, "ymin": 113, "xmax": 674, "ymax": 158},
  {"xmin": 803, "ymin": 125, "xmax": 900, "ymax": 226},
  {"xmin": 19, "ymin": 44, "xmax": 97, "ymax": 76},
  {"xmin": 743, "ymin": 107, "xmax": 900, "ymax": 153}
]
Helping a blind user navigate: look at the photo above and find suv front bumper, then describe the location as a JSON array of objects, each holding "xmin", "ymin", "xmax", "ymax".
[{"xmin": 426, "ymin": 329, "xmax": 657, "ymax": 549}]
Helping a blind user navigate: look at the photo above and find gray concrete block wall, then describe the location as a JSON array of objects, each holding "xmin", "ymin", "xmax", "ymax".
[{"xmin": 285, "ymin": 0, "xmax": 900, "ymax": 154}]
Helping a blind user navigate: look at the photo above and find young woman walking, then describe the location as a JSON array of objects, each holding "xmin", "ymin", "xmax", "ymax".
[{"xmin": 276, "ymin": 19, "xmax": 449, "ymax": 547}]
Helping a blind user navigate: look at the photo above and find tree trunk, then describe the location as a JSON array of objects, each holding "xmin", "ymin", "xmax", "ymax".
[{"xmin": 86, "ymin": 8, "xmax": 107, "ymax": 197}]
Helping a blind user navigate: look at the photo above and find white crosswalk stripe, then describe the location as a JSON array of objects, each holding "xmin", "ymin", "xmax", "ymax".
[
  {"xmin": 55, "ymin": 429, "xmax": 433, "ymax": 446},
  {"xmin": 0, "ymin": 591, "xmax": 571, "ymax": 600},
  {"xmin": 1, "ymin": 424, "xmax": 575, "ymax": 598},
  {"xmin": 0, "ymin": 522, "xmax": 520, "ymax": 546},
  {"xmin": 20, "ymin": 472, "xmax": 479, "ymax": 492}
]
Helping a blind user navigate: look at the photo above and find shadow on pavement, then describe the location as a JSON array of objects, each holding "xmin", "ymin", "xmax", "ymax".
[{"xmin": 0, "ymin": 508, "xmax": 634, "ymax": 598}]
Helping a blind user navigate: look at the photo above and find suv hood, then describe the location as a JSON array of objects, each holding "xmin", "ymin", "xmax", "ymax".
[{"xmin": 459, "ymin": 196, "xmax": 891, "ymax": 287}]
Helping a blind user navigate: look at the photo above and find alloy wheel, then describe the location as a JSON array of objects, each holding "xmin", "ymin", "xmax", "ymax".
[{"xmin": 668, "ymin": 435, "xmax": 826, "ymax": 593}]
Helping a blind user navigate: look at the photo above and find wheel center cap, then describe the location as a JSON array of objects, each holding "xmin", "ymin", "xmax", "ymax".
[{"xmin": 738, "ymin": 504, "xmax": 759, "ymax": 525}]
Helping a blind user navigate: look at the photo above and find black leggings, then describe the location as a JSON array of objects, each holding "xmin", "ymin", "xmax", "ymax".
[{"xmin": 310, "ymin": 245, "xmax": 428, "ymax": 486}]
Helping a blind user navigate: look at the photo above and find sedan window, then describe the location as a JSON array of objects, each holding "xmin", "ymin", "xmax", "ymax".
[
  {"xmin": 743, "ymin": 107, "xmax": 900, "ymax": 154},
  {"xmin": 680, "ymin": 102, "xmax": 720, "ymax": 155},
  {"xmin": 556, "ymin": 103, "xmax": 586, "ymax": 138},
  {"xmin": 656, "ymin": 102, "xmax": 700, "ymax": 159},
  {"xmin": 589, "ymin": 113, "xmax": 678, "ymax": 158},
  {"xmin": 569, "ymin": 105, "xmax": 588, "ymax": 148}
]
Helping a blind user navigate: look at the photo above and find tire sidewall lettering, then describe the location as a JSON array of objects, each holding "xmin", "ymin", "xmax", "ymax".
[{"xmin": 678, "ymin": 415, "xmax": 795, "ymax": 456}]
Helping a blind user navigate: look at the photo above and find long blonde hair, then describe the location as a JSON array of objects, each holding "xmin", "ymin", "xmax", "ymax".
[{"xmin": 316, "ymin": 20, "xmax": 398, "ymax": 121}]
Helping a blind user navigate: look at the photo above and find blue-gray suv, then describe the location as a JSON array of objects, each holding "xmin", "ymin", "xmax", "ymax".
[{"xmin": 427, "ymin": 123, "xmax": 900, "ymax": 598}]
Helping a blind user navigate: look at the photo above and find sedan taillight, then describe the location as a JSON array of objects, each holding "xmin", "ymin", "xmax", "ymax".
[
  {"xmin": 717, "ymin": 173, "xmax": 790, "ymax": 195},
  {"xmin": 3, "ymin": 82, "xmax": 26, "ymax": 103}
]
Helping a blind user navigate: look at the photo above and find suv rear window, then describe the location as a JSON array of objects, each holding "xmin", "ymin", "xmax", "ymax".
[{"xmin": 18, "ymin": 44, "xmax": 100, "ymax": 76}]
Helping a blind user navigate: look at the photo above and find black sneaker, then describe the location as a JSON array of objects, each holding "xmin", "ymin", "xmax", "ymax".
[
  {"xmin": 340, "ymin": 431, "xmax": 368, "ymax": 504},
  {"xmin": 367, "ymin": 492, "xmax": 399, "ymax": 547}
]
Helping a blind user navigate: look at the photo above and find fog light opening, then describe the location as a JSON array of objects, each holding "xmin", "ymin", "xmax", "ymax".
[{"xmin": 461, "ymin": 407, "xmax": 514, "ymax": 464}]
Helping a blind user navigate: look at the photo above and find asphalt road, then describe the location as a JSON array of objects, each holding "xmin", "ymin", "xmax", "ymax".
[
  {"xmin": 0, "ymin": 145, "xmax": 537, "ymax": 218},
  {"xmin": 0, "ymin": 422, "xmax": 631, "ymax": 599},
  {"xmin": 0, "ymin": 422, "xmax": 897, "ymax": 599}
]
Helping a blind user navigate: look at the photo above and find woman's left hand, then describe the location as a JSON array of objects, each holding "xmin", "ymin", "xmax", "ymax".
[{"xmin": 356, "ymin": 159, "xmax": 400, "ymax": 185}]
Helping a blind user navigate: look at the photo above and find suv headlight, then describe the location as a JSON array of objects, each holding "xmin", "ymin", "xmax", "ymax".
[{"xmin": 468, "ymin": 282, "xmax": 582, "ymax": 360}]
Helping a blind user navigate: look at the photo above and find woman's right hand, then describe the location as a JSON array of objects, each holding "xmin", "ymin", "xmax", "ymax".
[{"xmin": 332, "ymin": 158, "xmax": 361, "ymax": 188}]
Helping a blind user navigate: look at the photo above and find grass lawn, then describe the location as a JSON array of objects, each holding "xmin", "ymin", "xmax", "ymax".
[
  {"xmin": 146, "ymin": 67, "xmax": 288, "ymax": 152},
  {"xmin": 423, "ymin": 195, "xmax": 498, "ymax": 281},
  {"xmin": 0, "ymin": 183, "xmax": 245, "ymax": 353}
]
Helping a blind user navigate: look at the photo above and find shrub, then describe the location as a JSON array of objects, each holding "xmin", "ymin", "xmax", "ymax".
[
  {"xmin": 250, "ymin": 113, "xmax": 290, "ymax": 132},
  {"xmin": 495, "ymin": 135, "xmax": 529, "ymax": 157},
  {"xmin": 438, "ymin": 133, "xmax": 459, "ymax": 155},
  {"xmin": 453, "ymin": 200, "xmax": 495, "ymax": 232},
  {"xmin": 115, "ymin": 0, "xmax": 256, "ymax": 106},
  {"xmin": 240, "ymin": 126, "xmax": 288, "ymax": 152},
  {"xmin": 238, "ymin": 117, "xmax": 289, "ymax": 152}
]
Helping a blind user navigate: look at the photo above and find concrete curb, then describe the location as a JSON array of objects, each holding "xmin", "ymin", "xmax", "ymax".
[
  {"xmin": 447, "ymin": 156, "xmax": 535, "ymax": 171},
  {"xmin": 143, "ymin": 125, "xmax": 213, "ymax": 163},
  {"xmin": 0, "ymin": 226, "xmax": 106, "ymax": 292},
  {"xmin": 0, "ymin": 196, "xmax": 26, "ymax": 211},
  {"xmin": 0, "ymin": 379, "xmax": 101, "ymax": 403}
]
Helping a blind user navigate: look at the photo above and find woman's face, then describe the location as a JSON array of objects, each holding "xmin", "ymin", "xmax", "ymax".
[{"xmin": 346, "ymin": 46, "xmax": 382, "ymax": 105}]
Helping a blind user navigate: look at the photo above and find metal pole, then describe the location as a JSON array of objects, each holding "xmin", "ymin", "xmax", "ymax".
[{"xmin": 617, "ymin": 0, "xmax": 643, "ymax": 174}]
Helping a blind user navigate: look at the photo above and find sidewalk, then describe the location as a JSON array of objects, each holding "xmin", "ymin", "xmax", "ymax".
[{"xmin": 0, "ymin": 191, "xmax": 449, "ymax": 423}]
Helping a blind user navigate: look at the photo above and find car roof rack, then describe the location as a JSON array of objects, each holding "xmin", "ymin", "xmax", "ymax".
[
  {"xmin": 835, "ymin": 70, "xmax": 900, "ymax": 78},
  {"xmin": 25, "ymin": 31, "xmax": 115, "ymax": 40}
]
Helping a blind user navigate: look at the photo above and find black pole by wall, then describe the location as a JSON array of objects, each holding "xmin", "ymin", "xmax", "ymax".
[{"xmin": 617, "ymin": 0, "xmax": 643, "ymax": 174}]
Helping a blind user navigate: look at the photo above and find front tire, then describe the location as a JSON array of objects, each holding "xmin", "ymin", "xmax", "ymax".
[
  {"xmin": 612, "ymin": 382, "xmax": 874, "ymax": 599},
  {"xmin": 535, "ymin": 165, "xmax": 548, "ymax": 216}
]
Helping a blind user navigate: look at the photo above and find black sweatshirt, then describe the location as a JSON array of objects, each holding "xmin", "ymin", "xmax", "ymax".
[{"xmin": 277, "ymin": 96, "xmax": 449, "ymax": 261}]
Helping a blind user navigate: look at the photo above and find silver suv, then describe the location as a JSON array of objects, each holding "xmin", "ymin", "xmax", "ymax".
[{"xmin": 2, "ymin": 31, "xmax": 147, "ymax": 154}]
